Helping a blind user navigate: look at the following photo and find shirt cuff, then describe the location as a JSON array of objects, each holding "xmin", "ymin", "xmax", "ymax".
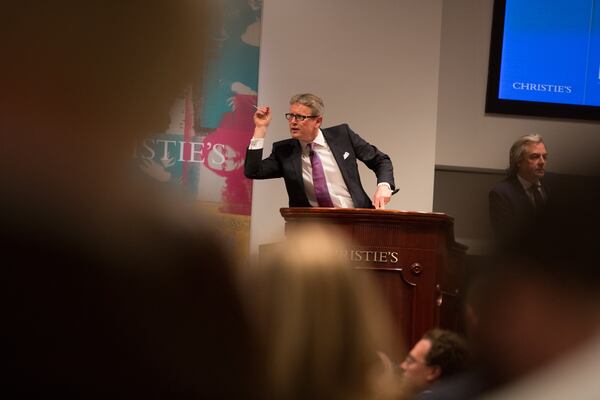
[
  {"xmin": 248, "ymin": 137, "xmax": 264, "ymax": 150},
  {"xmin": 377, "ymin": 182, "xmax": 391, "ymax": 191}
]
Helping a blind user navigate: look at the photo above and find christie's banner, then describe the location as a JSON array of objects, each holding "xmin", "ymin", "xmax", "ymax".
[{"xmin": 135, "ymin": 0, "xmax": 262, "ymax": 259}]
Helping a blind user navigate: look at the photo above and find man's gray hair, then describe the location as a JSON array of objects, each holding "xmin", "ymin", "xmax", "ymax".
[
  {"xmin": 290, "ymin": 93, "xmax": 324, "ymax": 116},
  {"xmin": 508, "ymin": 133, "xmax": 544, "ymax": 176}
]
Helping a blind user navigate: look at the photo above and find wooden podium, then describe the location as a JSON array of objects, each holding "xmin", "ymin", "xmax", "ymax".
[{"xmin": 280, "ymin": 207, "xmax": 467, "ymax": 347}]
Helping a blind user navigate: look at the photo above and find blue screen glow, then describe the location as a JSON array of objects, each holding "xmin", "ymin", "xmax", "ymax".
[{"xmin": 499, "ymin": 0, "xmax": 600, "ymax": 106}]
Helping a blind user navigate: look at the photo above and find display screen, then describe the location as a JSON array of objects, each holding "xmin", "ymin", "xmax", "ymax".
[{"xmin": 486, "ymin": 0, "xmax": 600, "ymax": 120}]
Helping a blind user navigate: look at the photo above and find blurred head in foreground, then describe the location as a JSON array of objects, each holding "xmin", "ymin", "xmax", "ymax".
[
  {"xmin": 1, "ymin": 0, "xmax": 211, "ymax": 213},
  {"xmin": 2, "ymin": 1, "xmax": 261, "ymax": 398},
  {"xmin": 244, "ymin": 225, "xmax": 404, "ymax": 400},
  {"xmin": 5, "ymin": 224, "xmax": 259, "ymax": 399},
  {"xmin": 472, "ymin": 179, "xmax": 600, "ymax": 389},
  {"xmin": 400, "ymin": 329, "xmax": 471, "ymax": 393}
]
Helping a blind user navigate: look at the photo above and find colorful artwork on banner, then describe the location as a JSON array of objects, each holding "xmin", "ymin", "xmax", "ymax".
[{"xmin": 135, "ymin": 0, "xmax": 261, "ymax": 258}]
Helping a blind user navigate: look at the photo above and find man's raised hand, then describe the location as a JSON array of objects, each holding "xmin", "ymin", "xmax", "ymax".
[{"xmin": 253, "ymin": 106, "xmax": 271, "ymax": 138}]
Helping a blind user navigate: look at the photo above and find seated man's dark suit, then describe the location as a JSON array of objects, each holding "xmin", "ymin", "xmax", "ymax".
[
  {"xmin": 244, "ymin": 124, "xmax": 396, "ymax": 208},
  {"xmin": 489, "ymin": 174, "xmax": 549, "ymax": 240}
]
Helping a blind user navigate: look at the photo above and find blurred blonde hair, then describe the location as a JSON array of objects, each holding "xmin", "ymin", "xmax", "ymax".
[{"xmin": 244, "ymin": 225, "xmax": 405, "ymax": 400}]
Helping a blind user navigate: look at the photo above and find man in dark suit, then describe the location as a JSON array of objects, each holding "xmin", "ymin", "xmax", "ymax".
[
  {"xmin": 489, "ymin": 134, "xmax": 549, "ymax": 240},
  {"xmin": 244, "ymin": 93, "xmax": 397, "ymax": 209}
]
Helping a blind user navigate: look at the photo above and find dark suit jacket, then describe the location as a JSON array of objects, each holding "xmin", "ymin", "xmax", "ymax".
[
  {"xmin": 489, "ymin": 175, "xmax": 548, "ymax": 240},
  {"xmin": 244, "ymin": 124, "xmax": 396, "ymax": 208}
]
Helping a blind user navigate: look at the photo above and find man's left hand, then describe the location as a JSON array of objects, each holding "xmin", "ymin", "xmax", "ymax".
[{"xmin": 373, "ymin": 185, "xmax": 392, "ymax": 209}]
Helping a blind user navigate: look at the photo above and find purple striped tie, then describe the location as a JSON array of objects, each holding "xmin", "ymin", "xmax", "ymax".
[{"xmin": 308, "ymin": 143, "xmax": 334, "ymax": 207}]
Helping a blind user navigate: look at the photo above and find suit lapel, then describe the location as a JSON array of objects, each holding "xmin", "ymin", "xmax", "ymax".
[
  {"xmin": 540, "ymin": 180, "xmax": 549, "ymax": 199},
  {"xmin": 290, "ymin": 140, "xmax": 305, "ymax": 193},
  {"xmin": 322, "ymin": 129, "xmax": 353, "ymax": 188},
  {"xmin": 509, "ymin": 176, "xmax": 535, "ymax": 213}
]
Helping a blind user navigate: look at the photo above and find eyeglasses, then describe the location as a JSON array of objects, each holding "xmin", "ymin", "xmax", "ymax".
[
  {"xmin": 402, "ymin": 354, "xmax": 426, "ymax": 366},
  {"xmin": 285, "ymin": 113, "xmax": 320, "ymax": 122}
]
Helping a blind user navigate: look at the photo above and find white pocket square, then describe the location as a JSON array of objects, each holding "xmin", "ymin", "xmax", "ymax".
[{"xmin": 343, "ymin": 152, "xmax": 349, "ymax": 160}]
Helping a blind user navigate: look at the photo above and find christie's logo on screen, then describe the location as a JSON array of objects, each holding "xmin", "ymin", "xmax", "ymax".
[{"xmin": 512, "ymin": 82, "xmax": 573, "ymax": 94}]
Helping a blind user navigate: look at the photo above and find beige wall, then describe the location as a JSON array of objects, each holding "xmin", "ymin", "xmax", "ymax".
[
  {"xmin": 250, "ymin": 0, "xmax": 444, "ymax": 253},
  {"xmin": 251, "ymin": 0, "xmax": 600, "ymax": 253},
  {"xmin": 435, "ymin": 0, "xmax": 600, "ymax": 174}
]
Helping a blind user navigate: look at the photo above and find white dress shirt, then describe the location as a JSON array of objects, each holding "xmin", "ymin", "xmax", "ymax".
[{"xmin": 248, "ymin": 130, "xmax": 391, "ymax": 208}]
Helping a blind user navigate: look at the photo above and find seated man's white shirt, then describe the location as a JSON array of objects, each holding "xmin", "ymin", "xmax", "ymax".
[{"xmin": 517, "ymin": 174, "xmax": 546, "ymax": 205}]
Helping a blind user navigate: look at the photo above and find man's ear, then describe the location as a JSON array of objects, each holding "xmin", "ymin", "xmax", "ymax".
[
  {"xmin": 426, "ymin": 365, "xmax": 441, "ymax": 383},
  {"xmin": 315, "ymin": 116, "xmax": 323, "ymax": 128}
]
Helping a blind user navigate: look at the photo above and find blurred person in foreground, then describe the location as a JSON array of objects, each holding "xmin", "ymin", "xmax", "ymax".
[
  {"xmin": 427, "ymin": 174, "xmax": 600, "ymax": 399},
  {"xmin": 2, "ymin": 1, "xmax": 260, "ymax": 398},
  {"xmin": 242, "ymin": 225, "xmax": 408, "ymax": 400},
  {"xmin": 400, "ymin": 329, "xmax": 470, "ymax": 398},
  {"xmin": 479, "ymin": 178, "xmax": 600, "ymax": 399}
]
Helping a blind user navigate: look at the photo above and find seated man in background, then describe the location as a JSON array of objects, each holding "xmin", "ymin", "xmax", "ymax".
[
  {"xmin": 244, "ymin": 93, "xmax": 398, "ymax": 209},
  {"xmin": 400, "ymin": 329, "xmax": 471, "ymax": 398},
  {"xmin": 489, "ymin": 134, "xmax": 549, "ymax": 241}
]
